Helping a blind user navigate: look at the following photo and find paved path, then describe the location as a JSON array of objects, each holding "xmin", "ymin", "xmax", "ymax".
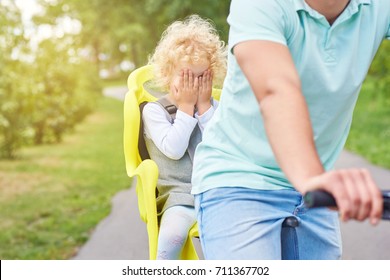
[
  {"xmin": 334, "ymin": 152, "xmax": 390, "ymax": 259},
  {"xmin": 74, "ymin": 87, "xmax": 390, "ymax": 260}
]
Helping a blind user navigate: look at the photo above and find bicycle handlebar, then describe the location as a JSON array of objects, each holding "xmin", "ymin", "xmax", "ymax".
[{"xmin": 304, "ymin": 190, "xmax": 390, "ymax": 220}]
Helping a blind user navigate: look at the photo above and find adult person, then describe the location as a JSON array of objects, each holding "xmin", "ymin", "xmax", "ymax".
[{"xmin": 191, "ymin": 0, "xmax": 389, "ymax": 259}]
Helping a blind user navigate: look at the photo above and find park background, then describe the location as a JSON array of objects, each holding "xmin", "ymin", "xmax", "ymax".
[{"xmin": 0, "ymin": 0, "xmax": 389, "ymax": 259}]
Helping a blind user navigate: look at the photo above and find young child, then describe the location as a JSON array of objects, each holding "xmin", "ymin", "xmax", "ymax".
[{"xmin": 143, "ymin": 15, "xmax": 226, "ymax": 260}]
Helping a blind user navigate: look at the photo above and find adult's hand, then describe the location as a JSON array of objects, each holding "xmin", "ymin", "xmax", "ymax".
[{"xmin": 300, "ymin": 169, "xmax": 383, "ymax": 225}]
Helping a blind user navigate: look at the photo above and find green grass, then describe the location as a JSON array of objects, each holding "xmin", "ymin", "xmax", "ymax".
[
  {"xmin": 0, "ymin": 97, "xmax": 131, "ymax": 259},
  {"xmin": 345, "ymin": 78, "xmax": 390, "ymax": 168}
]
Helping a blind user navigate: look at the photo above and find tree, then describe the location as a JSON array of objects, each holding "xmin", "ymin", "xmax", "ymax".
[
  {"xmin": 0, "ymin": 1, "xmax": 30, "ymax": 158},
  {"xmin": 30, "ymin": 37, "xmax": 101, "ymax": 144},
  {"xmin": 35, "ymin": 0, "xmax": 230, "ymax": 70},
  {"xmin": 1, "ymin": 0, "xmax": 232, "ymax": 158},
  {"xmin": 0, "ymin": 1, "xmax": 102, "ymax": 158}
]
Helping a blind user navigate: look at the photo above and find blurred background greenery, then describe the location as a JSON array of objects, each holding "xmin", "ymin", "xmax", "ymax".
[
  {"xmin": 0, "ymin": 0, "xmax": 388, "ymax": 259},
  {"xmin": 0, "ymin": 0, "xmax": 230, "ymax": 259},
  {"xmin": 0, "ymin": 0, "xmax": 230, "ymax": 159}
]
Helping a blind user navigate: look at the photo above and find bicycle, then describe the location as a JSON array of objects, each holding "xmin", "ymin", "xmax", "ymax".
[
  {"xmin": 279, "ymin": 190, "xmax": 389, "ymax": 259},
  {"xmin": 304, "ymin": 190, "xmax": 390, "ymax": 220}
]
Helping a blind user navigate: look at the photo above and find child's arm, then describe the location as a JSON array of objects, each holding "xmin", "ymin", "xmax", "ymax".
[
  {"xmin": 143, "ymin": 103, "xmax": 198, "ymax": 160},
  {"xmin": 173, "ymin": 69, "xmax": 198, "ymax": 117},
  {"xmin": 194, "ymin": 68, "xmax": 218, "ymax": 132},
  {"xmin": 195, "ymin": 99, "xmax": 218, "ymax": 133}
]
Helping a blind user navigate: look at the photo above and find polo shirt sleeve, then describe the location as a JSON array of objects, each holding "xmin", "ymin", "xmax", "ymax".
[{"xmin": 227, "ymin": 0, "xmax": 292, "ymax": 53}]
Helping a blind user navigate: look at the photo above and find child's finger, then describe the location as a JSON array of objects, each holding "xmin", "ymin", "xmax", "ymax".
[
  {"xmin": 188, "ymin": 70, "xmax": 194, "ymax": 89},
  {"xmin": 183, "ymin": 69, "xmax": 189, "ymax": 89},
  {"xmin": 179, "ymin": 70, "xmax": 184, "ymax": 89},
  {"xmin": 194, "ymin": 76, "xmax": 199, "ymax": 92},
  {"xmin": 203, "ymin": 71, "xmax": 208, "ymax": 89}
]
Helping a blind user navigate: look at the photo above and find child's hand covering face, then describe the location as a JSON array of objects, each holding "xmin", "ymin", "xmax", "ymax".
[
  {"xmin": 197, "ymin": 69, "xmax": 213, "ymax": 113},
  {"xmin": 173, "ymin": 69, "xmax": 199, "ymax": 109},
  {"xmin": 170, "ymin": 63, "xmax": 212, "ymax": 116}
]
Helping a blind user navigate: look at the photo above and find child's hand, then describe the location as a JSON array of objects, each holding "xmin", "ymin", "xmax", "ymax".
[
  {"xmin": 197, "ymin": 69, "xmax": 213, "ymax": 115},
  {"xmin": 173, "ymin": 69, "xmax": 198, "ymax": 116}
]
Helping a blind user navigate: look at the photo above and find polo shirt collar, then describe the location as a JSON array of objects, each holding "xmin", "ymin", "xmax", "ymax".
[{"xmin": 294, "ymin": 0, "xmax": 372, "ymax": 21}]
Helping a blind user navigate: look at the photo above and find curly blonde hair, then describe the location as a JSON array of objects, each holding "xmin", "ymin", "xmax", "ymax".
[{"xmin": 149, "ymin": 15, "xmax": 227, "ymax": 91}]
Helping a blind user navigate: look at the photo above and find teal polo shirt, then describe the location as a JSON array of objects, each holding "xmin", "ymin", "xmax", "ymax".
[{"xmin": 192, "ymin": 0, "xmax": 390, "ymax": 194}]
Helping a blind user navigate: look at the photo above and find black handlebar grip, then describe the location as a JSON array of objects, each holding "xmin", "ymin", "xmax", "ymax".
[
  {"xmin": 305, "ymin": 190, "xmax": 390, "ymax": 220},
  {"xmin": 383, "ymin": 191, "xmax": 390, "ymax": 220},
  {"xmin": 304, "ymin": 190, "xmax": 337, "ymax": 208}
]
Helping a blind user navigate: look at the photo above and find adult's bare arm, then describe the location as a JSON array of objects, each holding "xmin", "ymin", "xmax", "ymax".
[{"xmin": 234, "ymin": 40, "xmax": 382, "ymax": 224}]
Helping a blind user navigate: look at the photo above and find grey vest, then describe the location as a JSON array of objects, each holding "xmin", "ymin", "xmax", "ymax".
[{"xmin": 144, "ymin": 97, "xmax": 202, "ymax": 216}]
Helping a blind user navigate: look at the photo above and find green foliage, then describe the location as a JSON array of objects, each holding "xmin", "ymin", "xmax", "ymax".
[
  {"xmin": 36, "ymin": 0, "xmax": 230, "ymax": 69},
  {"xmin": 0, "ymin": 97, "xmax": 129, "ymax": 259},
  {"xmin": 30, "ymin": 38, "xmax": 101, "ymax": 144},
  {"xmin": 346, "ymin": 77, "xmax": 390, "ymax": 168},
  {"xmin": 0, "ymin": 61, "xmax": 33, "ymax": 158},
  {"xmin": 369, "ymin": 41, "xmax": 390, "ymax": 77},
  {"xmin": 345, "ymin": 41, "xmax": 390, "ymax": 168},
  {"xmin": 367, "ymin": 41, "xmax": 390, "ymax": 102},
  {"xmin": 143, "ymin": 0, "xmax": 230, "ymax": 41},
  {"xmin": 2, "ymin": 0, "xmax": 224, "ymax": 158},
  {"xmin": 0, "ymin": 2, "xmax": 102, "ymax": 158},
  {"xmin": 0, "ymin": 2, "xmax": 30, "ymax": 158}
]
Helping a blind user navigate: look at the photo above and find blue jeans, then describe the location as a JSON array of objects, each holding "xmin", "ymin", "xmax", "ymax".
[{"xmin": 194, "ymin": 187, "xmax": 342, "ymax": 260}]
